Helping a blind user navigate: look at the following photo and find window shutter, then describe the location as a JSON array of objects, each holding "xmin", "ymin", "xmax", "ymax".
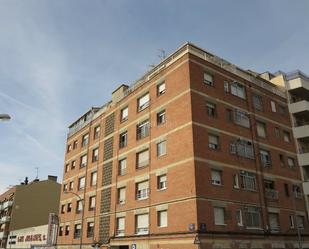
[
  {"xmin": 137, "ymin": 214, "xmax": 149, "ymax": 228},
  {"xmin": 138, "ymin": 181, "xmax": 149, "ymax": 190},
  {"xmin": 138, "ymin": 150, "xmax": 149, "ymax": 164}
]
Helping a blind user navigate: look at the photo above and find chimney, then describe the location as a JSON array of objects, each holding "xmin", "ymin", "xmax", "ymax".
[
  {"xmin": 48, "ymin": 175, "xmax": 58, "ymax": 182},
  {"xmin": 112, "ymin": 84, "xmax": 129, "ymax": 103}
]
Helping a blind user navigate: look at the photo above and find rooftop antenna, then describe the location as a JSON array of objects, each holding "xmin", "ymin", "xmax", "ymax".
[
  {"xmin": 148, "ymin": 49, "xmax": 167, "ymax": 70},
  {"xmin": 35, "ymin": 167, "xmax": 39, "ymax": 179},
  {"xmin": 158, "ymin": 49, "xmax": 166, "ymax": 60}
]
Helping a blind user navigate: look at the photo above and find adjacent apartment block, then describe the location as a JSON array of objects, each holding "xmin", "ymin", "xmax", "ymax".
[
  {"xmin": 0, "ymin": 176, "xmax": 60, "ymax": 249},
  {"xmin": 57, "ymin": 43, "xmax": 309, "ymax": 249}
]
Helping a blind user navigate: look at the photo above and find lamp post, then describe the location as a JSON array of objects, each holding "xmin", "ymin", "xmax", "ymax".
[
  {"xmin": 64, "ymin": 191, "xmax": 84, "ymax": 249},
  {"xmin": 0, "ymin": 114, "xmax": 11, "ymax": 121}
]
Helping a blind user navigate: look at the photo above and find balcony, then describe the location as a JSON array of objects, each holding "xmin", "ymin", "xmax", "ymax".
[
  {"xmin": 2, "ymin": 201, "xmax": 13, "ymax": 210},
  {"xmin": 0, "ymin": 216, "xmax": 10, "ymax": 224},
  {"xmin": 303, "ymin": 182, "xmax": 309, "ymax": 195},
  {"xmin": 265, "ymin": 188, "xmax": 279, "ymax": 200},
  {"xmin": 0, "ymin": 231, "xmax": 7, "ymax": 239},
  {"xmin": 288, "ymin": 74, "xmax": 309, "ymax": 92},
  {"xmin": 298, "ymin": 153, "xmax": 309, "ymax": 166},
  {"xmin": 293, "ymin": 125, "xmax": 309, "ymax": 139},
  {"xmin": 289, "ymin": 100, "xmax": 309, "ymax": 114}
]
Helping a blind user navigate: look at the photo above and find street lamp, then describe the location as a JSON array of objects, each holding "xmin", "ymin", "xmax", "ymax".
[
  {"xmin": 64, "ymin": 191, "xmax": 84, "ymax": 249},
  {"xmin": 0, "ymin": 114, "xmax": 11, "ymax": 121}
]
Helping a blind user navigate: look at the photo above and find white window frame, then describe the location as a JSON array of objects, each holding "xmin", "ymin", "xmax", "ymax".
[
  {"xmin": 121, "ymin": 107, "xmax": 129, "ymax": 122},
  {"xmin": 157, "ymin": 82, "xmax": 166, "ymax": 96},
  {"xmin": 157, "ymin": 140, "xmax": 167, "ymax": 157},
  {"xmin": 214, "ymin": 207, "xmax": 225, "ymax": 225},
  {"xmin": 137, "ymin": 93, "xmax": 150, "ymax": 112},
  {"xmin": 236, "ymin": 209, "xmax": 243, "ymax": 226},
  {"xmin": 157, "ymin": 174, "xmax": 167, "ymax": 190},
  {"xmin": 158, "ymin": 210, "xmax": 168, "ymax": 227},
  {"xmin": 231, "ymin": 82, "xmax": 246, "ymax": 99},
  {"xmin": 211, "ymin": 169, "xmax": 222, "ymax": 186},
  {"xmin": 204, "ymin": 72, "xmax": 214, "ymax": 86}
]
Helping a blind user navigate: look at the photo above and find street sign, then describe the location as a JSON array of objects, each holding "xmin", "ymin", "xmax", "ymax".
[
  {"xmin": 194, "ymin": 235, "xmax": 201, "ymax": 245},
  {"xmin": 132, "ymin": 244, "xmax": 136, "ymax": 249}
]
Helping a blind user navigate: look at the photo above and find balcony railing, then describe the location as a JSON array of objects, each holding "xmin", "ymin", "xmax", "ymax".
[
  {"xmin": 0, "ymin": 216, "xmax": 10, "ymax": 224},
  {"xmin": 136, "ymin": 227, "xmax": 149, "ymax": 235},
  {"xmin": 136, "ymin": 189, "xmax": 150, "ymax": 200},
  {"xmin": 137, "ymin": 160, "xmax": 149, "ymax": 169},
  {"xmin": 265, "ymin": 189, "xmax": 279, "ymax": 200},
  {"xmin": 136, "ymin": 129, "xmax": 150, "ymax": 140},
  {"xmin": 116, "ymin": 230, "xmax": 125, "ymax": 237},
  {"xmin": 2, "ymin": 201, "xmax": 13, "ymax": 210}
]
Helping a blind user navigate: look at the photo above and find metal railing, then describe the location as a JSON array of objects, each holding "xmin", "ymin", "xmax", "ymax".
[
  {"xmin": 265, "ymin": 188, "xmax": 279, "ymax": 200},
  {"xmin": 136, "ymin": 189, "xmax": 150, "ymax": 200}
]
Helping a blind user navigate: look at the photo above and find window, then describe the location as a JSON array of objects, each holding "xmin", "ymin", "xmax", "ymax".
[
  {"xmin": 157, "ymin": 175, "xmax": 167, "ymax": 190},
  {"xmin": 264, "ymin": 180, "xmax": 278, "ymax": 200},
  {"xmin": 157, "ymin": 82, "xmax": 166, "ymax": 96},
  {"xmin": 87, "ymin": 222, "xmax": 94, "ymax": 238},
  {"xmin": 158, "ymin": 210, "xmax": 168, "ymax": 227},
  {"xmin": 65, "ymin": 225, "xmax": 70, "ymax": 236},
  {"xmin": 90, "ymin": 171, "xmax": 97, "ymax": 186},
  {"xmin": 269, "ymin": 213, "xmax": 280, "ymax": 232},
  {"xmin": 59, "ymin": 226, "xmax": 63, "ymax": 236},
  {"xmin": 82, "ymin": 133, "xmax": 89, "ymax": 147},
  {"xmin": 118, "ymin": 187, "xmax": 126, "ymax": 204},
  {"xmin": 136, "ymin": 149, "xmax": 149, "ymax": 168},
  {"xmin": 256, "ymin": 121, "xmax": 266, "ymax": 138},
  {"xmin": 137, "ymin": 93, "xmax": 150, "ymax": 112},
  {"xmin": 231, "ymin": 82, "xmax": 246, "ymax": 99},
  {"xmin": 74, "ymin": 224, "xmax": 81, "ymax": 239},
  {"xmin": 208, "ymin": 134, "xmax": 219, "ymax": 150},
  {"xmin": 118, "ymin": 158, "xmax": 127, "ymax": 176},
  {"xmin": 278, "ymin": 105, "xmax": 286, "ymax": 115},
  {"xmin": 61, "ymin": 204, "xmax": 65, "ymax": 214},
  {"xmin": 89, "ymin": 196, "xmax": 96, "ymax": 211},
  {"xmin": 116, "ymin": 217, "xmax": 125, "ymax": 236},
  {"xmin": 284, "ymin": 183, "xmax": 290, "ymax": 197},
  {"xmin": 65, "ymin": 163, "xmax": 70, "ymax": 173},
  {"xmin": 297, "ymin": 216, "xmax": 305, "ymax": 229},
  {"xmin": 137, "ymin": 120, "xmax": 150, "ymax": 140},
  {"xmin": 253, "ymin": 93, "xmax": 263, "ymax": 111},
  {"xmin": 260, "ymin": 150, "xmax": 271, "ymax": 167},
  {"xmin": 78, "ymin": 176, "xmax": 85, "ymax": 190},
  {"xmin": 136, "ymin": 214, "xmax": 149, "ymax": 235},
  {"xmin": 94, "ymin": 126, "xmax": 100, "ymax": 139},
  {"xmin": 204, "ymin": 72, "xmax": 214, "ymax": 86},
  {"xmin": 288, "ymin": 157, "xmax": 295, "ymax": 169},
  {"xmin": 283, "ymin": 131, "xmax": 291, "ymax": 143},
  {"xmin": 157, "ymin": 140, "xmax": 167, "ymax": 157},
  {"xmin": 206, "ymin": 102, "xmax": 217, "ymax": 117},
  {"xmin": 157, "ymin": 110, "xmax": 166, "ymax": 125},
  {"xmin": 226, "ymin": 109, "xmax": 233, "ymax": 122},
  {"xmin": 230, "ymin": 140, "xmax": 254, "ymax": 159},
  {"xmin": 119, "ymin": 131, "xmax": 128, "ymax": 148},
  {"xmin": 279, "ymin": 154, "xmax": 285, "ymax": 167},
  {"xmin": 67, "ymin": 203, "xmax": 72, "ymax": 213},
  {"xmin": 211, "ymin": 169, "xmax": 222, "ymax": 185},
  {"xmin": 236, "ymin": 209, "xmax": 243, "ymax": 226},
  {"xmin": 224, "ymin": 81, "xmax": 229, "ymax": 93},
  {"xmin": 136, "ymin": 181, "xmax": 149, "ymax": 200},
  {"xmin": 69, "ymin": 181, "xmax": 74, "ymax": 191},
  {"xmin": 67, "ymin": 144, "xmax": 72, "ymax": 153},
  {"xmin": 92, "ymin": 148, "xmax": 99, "ymax": 162},
  {"xmin": 120, "ymin": 107, "xmax": 128, "ymax": 122},
  {"xmin": 271, "ymin": 101, "xmax": 277, "ymax": 112},
  {"xmin": 245, "ymin": 207, "xmax": 261, "ymax": 228},
  {"xmin": 80, "ymin": 154, "xmax": 87, "ymax": 168},
  {"xmin": 289, "ymin": 215, "xmax": 295, "ymax": 228},
  {"xmin": 233, "ymin": 174, "xmax": 240, "ymax": 189},
  {"xmin": 235, "ymin": 109, "xmax": 250, "ymax": 128},
  {"xmin": 293, "ymin": 185, "xmax": 302, "ymax": 198},
  {"xmin": 73, "ymin": 140, "xmax": 78, "ymax": 149},
  {"xmin": 214, "ymin": 207, "xmax": 225, "ymax": 225},
  {"xmin": 71, "ymin": 160, "xmax": 76, "ymax": 170},
  {"xmin": 63, "ymin": 183, "xmax": 68, "ymax": 192},
  {"xmin": 240, "ymin": 171, "xmax": 257, "ymax": 191},
  {"xmin": 76, "ymin": 199, "xmax": 83, "ymax": 213},
  {"xmin": 275, "ymin": 127, "xmax": 280, "ymax": 139}
]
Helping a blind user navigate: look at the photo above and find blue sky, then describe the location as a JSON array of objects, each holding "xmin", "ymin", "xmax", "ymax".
[{"xmin": 0, "ymin": 0, "xmax": 308, "ymax": 193}]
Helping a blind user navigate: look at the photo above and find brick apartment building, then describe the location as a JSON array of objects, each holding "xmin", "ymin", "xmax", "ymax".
[
  {"xmin": 0, "ymin": 176, "xmax": 60, "ymax": 249},
  {"xmin": 57, "ymin": 43, "xmax": 309, "ymax": 249}
]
